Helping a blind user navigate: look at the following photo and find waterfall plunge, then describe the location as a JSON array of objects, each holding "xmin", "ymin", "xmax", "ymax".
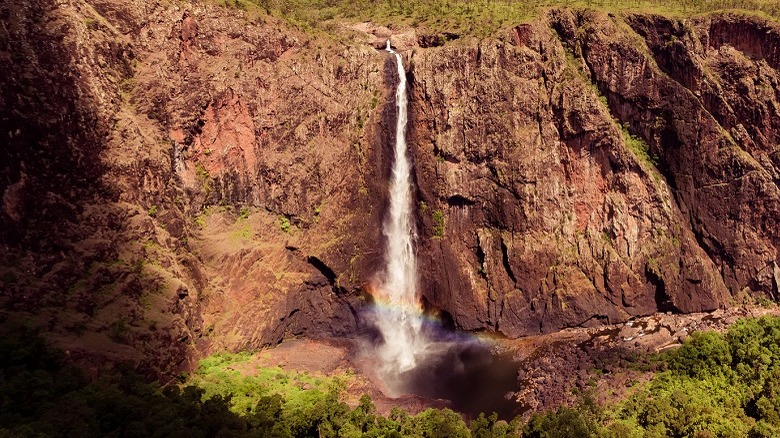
[
  {"xmin": 362, "ymin": 43, "xmax": 520, "ymax": 415},
  {"xmin": 373, "ymin": 40, "xmax": 428, "ymax": 390}
]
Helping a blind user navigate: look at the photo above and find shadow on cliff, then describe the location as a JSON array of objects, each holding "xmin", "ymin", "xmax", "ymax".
[
  {"xmin": 0, "ymin": 0, "xmax": 109, "ymax": 243},
  {"xmin": 0, "ymin": 0, "xmax": 195, "ymax": 378}
]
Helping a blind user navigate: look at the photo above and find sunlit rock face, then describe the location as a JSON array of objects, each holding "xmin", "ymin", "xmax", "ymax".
[
  {"xmin": 410, "ymin": 11, "xmax": 780, "ymax": 337},
  {"xmin": 2, "ymin": 0, "xmax": 780, "ymax": 375}
]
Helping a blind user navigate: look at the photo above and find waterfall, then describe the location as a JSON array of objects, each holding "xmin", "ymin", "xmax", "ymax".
[
  {"xmin": 373, "ymin": 40, "xmax": 427, "ymax": 385},
  {"xmin": 363, "ymin": 43, "xmax": 518, "ymax": 412}
]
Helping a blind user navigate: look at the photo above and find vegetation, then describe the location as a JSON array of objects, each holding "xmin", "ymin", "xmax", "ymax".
[
  {"xmin": 279, "ymin": 216, "xmax": 291, "ymax": 233},
  {"xmin": 8, "ymin": 316, "xmax": 780, "ymax": 437},
  {"xmin": 524, "ymin": 316, "xmax": 780, "ymax": 437},
  {"xmin": 619, "ymin": 123, "xmax": 659, "ymax": 169},
  {"xmin": 186, "ymin": 351, "xmax": 352, "ymax": 417},
  {"xmin": 195, "ymin": 163, "xmax": 213, "ymax": 198},
  {"xmin": 84, "ymin": 18, "xmax": 98, "ymax": 30},
  {"xmin": 432, "ymin": 209, "xmax": 445, "ymax": 237},
  {"xmin": 0, "ymin": 329, "xmax": 570, "ymax": 438},
  {"xmin": 0, "ymin": 326, "xmax": 245, "ymax": 437},
  {"xmin": 0, "ymin": 330, "xmax": 514, "ymax": 437},
  {"xmin": 560, "ymin": 40, "xmax": 663, "ymax": 180},
  {"xmin": 216, "ymin": 0, "xmax": 780, "ymax": 37}
]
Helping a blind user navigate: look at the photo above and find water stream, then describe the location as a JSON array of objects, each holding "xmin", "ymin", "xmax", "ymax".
[{"xmin": 372, "ymin": 41, "xmax": 428, "ymax": 387}]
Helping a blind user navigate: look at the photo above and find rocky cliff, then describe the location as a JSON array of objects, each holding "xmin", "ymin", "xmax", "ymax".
[
  {"xmin": 411, "ymin": 10, "xmax": 780, "ymax": 336},
  {"xmin": 1, "ymin": 0, "xmax": 779, "ymax": 373}
]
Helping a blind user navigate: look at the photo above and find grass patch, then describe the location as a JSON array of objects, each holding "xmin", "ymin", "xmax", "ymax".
[{"xmin": 230, "ymin": 222, "xmax": 253, "ymax": 241}]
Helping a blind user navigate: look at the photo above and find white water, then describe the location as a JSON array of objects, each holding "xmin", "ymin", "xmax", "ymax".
[{"xmin": 374, "ymin": 40, "xmax": 428, "ymax": 384}]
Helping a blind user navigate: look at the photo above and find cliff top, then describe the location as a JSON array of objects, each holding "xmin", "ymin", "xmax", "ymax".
[{"xmin": 213, "ymin": 0, "xmax": 780, "ymax": 37}]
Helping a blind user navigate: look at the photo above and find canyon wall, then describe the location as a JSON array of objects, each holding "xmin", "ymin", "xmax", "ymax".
[
  {"xmin": 1, "ymin": 0, "xmax": 779, "ymax": 372},
  {"xmin": 410, "ymin": 10, "xmax": 780, "ymax": 336}
]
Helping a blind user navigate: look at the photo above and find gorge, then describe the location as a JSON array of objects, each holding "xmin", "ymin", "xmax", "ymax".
[{"xmin": 3, "ymin": 0, "xmax": 780, "ymax": 433}]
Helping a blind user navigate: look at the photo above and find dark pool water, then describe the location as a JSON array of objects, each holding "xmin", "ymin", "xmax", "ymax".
[
  {"xmin": 397, "ymin": 338, "xmax": 520, "ymax": 420},
  {"xmin": 358, "ymin": 309, "xmax": 520, "ymax": 420}
]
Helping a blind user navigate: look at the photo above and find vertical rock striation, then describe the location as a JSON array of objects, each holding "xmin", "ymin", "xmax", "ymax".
[
  {"xmin": 408, "ymin": 10, "xmax": 780, "ymax": 336},
  {"xmin": 2, "ymin": 0, "xmax": 780, "ymax": 372}
]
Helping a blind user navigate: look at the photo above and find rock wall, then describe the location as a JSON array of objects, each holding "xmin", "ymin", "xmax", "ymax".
[
  {"xmin": 1, "ymin": 0, "xmax": 779, "ymax": 373},
  {"xmin": 410, "ymin": 10, "xmax": 780, "ymax": 336},
  {"xmin": 0, "ymin": 0, "xmax": 392, "ymax": 374}
]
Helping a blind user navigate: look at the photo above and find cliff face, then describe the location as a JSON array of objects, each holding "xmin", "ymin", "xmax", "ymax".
[
  {"xmin": 0, "ymin": 0, "xmax": 393, "ymax": 373},
  {"xmin": 411, "ymin": 10, "xmax": 780, "ymax": 336},
  {"xmin": 2, "ymin": 0, "xmax": 779, "ymax": 371},
  {"xmin": 409, "ymin": 26, "xmax": 724, "ymax": 336}
]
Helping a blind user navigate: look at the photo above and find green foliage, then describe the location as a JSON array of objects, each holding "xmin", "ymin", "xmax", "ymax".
[
  {"xmin": 0, "ymin": 331, "xmax": 477, "ymax": 438},
  {"xmin": 756, "ymin": 295, "xmax": 774, "ymax": 308},
  {"xmin": 108, "ymin": 319, "xmax": 131, "ymax": 344},
  {"xmin": 620, "ymin": 123, "xmax": 658, "ymax": 168},
  {"xmin": 617, "ymin": 372, "xmax": 751, "ymax": 437},
  {"xmin": 666, "ymin": 331, "xmax": 732, "ymax": 379},
  {"xmin": 525, "ymin": 406, "xmax": 596, "ymax": 438},
  {"xmin": 470, "ymin": 412, "xmax": 518, "ymax": 438},
  {"xmin": 147, "ymin": 205, "xmax": 157, "ymax": 217},
  {"xmin": 189, "ymin": 352, "xmax": 349, "ymax": 417},
  {"xmin": 217, "ymin": 0, "xmax": 780, "ymax": 38},
  {"xmin": 195, "ymin": 163, "xmax": 213, "ymax": 197},
  {"xmin": 601, "ymin": 317, "xmax": 780, "ymax": 437},
  {"xmin": 410, "ymin": 408, "xmax": 471, "ymax": 437},
  {"xmin": 187, "ymin": 353, "xmax": 482, "ymax": 437},
  {"xmin": 231, "ymin": 223, "xmax": 252, "ymax": 241},
  {"xmin": 14, "ymin": 317, "xmax": 780, "ymax": 438},
  {"xmin": 193, "ymin": 215, "xmax": 206, "ymax": 228},
  {"xmin": 0, "ymin": 326, "xmax": 251, "ymax": 438},
  {"xmin": 525, "ymin": 393, "xmax": 601, "ymax": 438},
  {"xmin": 432, "ymin": 209, "xmax": 445, "ymax": 237},
  {"xmin": 279, "ymin": 216, "xmax": 291, "ymax": 233},
  {"xmin": 520, "ymin": 317, "xmax": 780, "ymax": 437}
]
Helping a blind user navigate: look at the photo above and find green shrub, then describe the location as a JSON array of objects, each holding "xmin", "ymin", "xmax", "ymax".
[
  {"xmin": 432, "ymin": 209, "xmax": 445, "ymax": 237},
  {"xmin": 525, "ymin": 406, "xmax": 597, "ymax": 438},
  {"xmin": 666, "ymin": 331, "xmax": 732, "ymax": 379},
  {"xmin": 279, "ymin": 216, "xmax": 291, "ymax": 233}
]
